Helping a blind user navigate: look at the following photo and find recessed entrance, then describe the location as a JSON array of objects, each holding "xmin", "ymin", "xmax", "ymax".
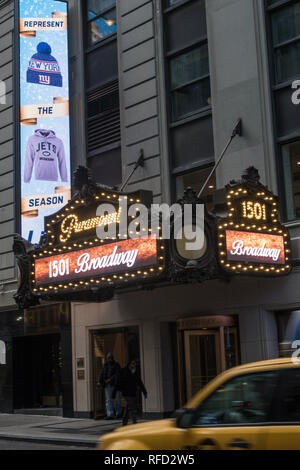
[
  {"xmin": 184, "ymin": 330, "xmax": 221, "ymax": 399},
  {"xmin": 177, "ymin": 316, "xmax": 240, "ymax": 403},
  {"xmin": 13, "ymin": 334, "xmax": 62, "ymax": 412},
  {"xmin": 91, "ymin": 326, "xmax": 140, "ymax": 419}
]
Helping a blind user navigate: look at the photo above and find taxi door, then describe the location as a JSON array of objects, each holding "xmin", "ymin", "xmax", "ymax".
[
  {"xmin": 183, "ymin": 425, "xmax": 266, "ymax": 450},
  {"xmin": 264, "ymin": 367, "xmax": 300, "ymax": 450},
  {"xmin": 180, "ymin": 369, "xmax": 280, "ymax": 450}
]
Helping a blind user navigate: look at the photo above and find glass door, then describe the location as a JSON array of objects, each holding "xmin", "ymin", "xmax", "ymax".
[
  {"xmin": 92, "ymin": 333, "xmax": 106, "ymax": 419},
  {"xmin": 92, "ymin": 330, "xmax": 127, "ymax": 419},
  {"xmin": 223, "ymin": 326, "xmax": 239, "ymax": 370},
  {"xmin": 184, "ymin": 330, "xmax": 221, "ymax": 401}
]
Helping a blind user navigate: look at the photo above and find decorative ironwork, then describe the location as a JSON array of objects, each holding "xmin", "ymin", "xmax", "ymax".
[
  {"xmin": 168, "ymin": 187, "xmax": 224, "ymax": 285},
  {"xmin": 73, "ymin": 165, "xmax": 98, "ymax": 202},
  {"xmin": 13, "ymin": 234, "xmax": 40, "ymax": 309}
]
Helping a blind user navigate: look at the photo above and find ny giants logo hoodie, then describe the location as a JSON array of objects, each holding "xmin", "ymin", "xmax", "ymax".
[{"xmin": 24, "ymin": 129, "xmax": 68, "ymax": 183}]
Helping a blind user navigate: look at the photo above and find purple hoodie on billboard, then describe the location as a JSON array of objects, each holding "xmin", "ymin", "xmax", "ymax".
[{"xmin": 24, "ymin": 129, "xmax": 68, "ymax": 183}]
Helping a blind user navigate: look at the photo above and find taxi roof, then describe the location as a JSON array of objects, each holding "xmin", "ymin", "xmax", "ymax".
[
  {"xmin": 229, "ymin": 357, "xmax": 298, "ymax": 373},
  {"xmin": 186, "ymin": 356, "xmax": 299, "ymax": 409}
]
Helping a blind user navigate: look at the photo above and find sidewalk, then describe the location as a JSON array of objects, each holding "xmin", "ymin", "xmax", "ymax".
[{"xmin": 0, "ymin": 413, "xmax": 138, "ymax": 448}]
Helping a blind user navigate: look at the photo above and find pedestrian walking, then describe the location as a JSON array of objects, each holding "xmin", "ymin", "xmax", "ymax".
[
  {"xmin": 98, "ymin": 352, "xmax": 122, "ymax": 420},
  {"xmin": 118, "ymin": 359, "xmax": 147, "ymax": 426}
]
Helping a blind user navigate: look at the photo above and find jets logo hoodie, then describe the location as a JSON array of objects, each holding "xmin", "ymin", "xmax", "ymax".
[{"xmin": 24, "ymin": 129, "xmax": 68, "ymax": 183}]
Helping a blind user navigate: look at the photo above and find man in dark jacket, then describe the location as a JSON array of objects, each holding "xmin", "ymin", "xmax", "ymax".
[
  {"xmin": 98, "ymin": 352, "xmax": 122, "ymax": 420},
  {"xmin": 118, "ymin": 359, "xmax": 147, "ymax": 426}
]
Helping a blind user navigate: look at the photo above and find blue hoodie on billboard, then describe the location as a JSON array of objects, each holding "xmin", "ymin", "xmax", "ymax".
[{"xmin": 27, "ymin": 42, "xmax": 63, "ymax": 88}]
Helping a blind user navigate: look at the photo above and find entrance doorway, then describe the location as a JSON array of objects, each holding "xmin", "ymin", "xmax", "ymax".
[
  {"xmin": 13, "ymin": 334, "xmax": 62, "ymax": 410},
  {"xmin": 177, "ymin": 316, "xmax": 240, "ymax": 403},
  {"xmin": 91, "ymin": 326, "xmax": 140, "ymax": 419},
  {"xmin": 184, "ymin": 330, "xmax": 221, "ymax": 399}
]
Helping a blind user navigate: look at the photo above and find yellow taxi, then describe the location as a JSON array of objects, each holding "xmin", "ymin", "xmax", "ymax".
[{"xmin": 98, "ymin": 357, "xmax": 300, "ymax": 450}]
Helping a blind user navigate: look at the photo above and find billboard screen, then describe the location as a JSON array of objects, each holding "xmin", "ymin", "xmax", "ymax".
[{"xmin": 19, "ymin": 0, "xmax": 71, "ymax": 244}]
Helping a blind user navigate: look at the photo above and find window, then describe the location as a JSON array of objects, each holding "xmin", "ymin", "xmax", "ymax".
[
  {"xmin": 266, "ymin": 0, "xmax": 300, "ymax": 221},
  {"xmin": 86, "ymin": 80, "xmax": 120, "ymax": 152},
  {"xmin": 170, "ymin": 45, "xmax": 211, "ymax": 122},
  {"xmin": 281, "ymin": 140, "xmax": 300, "ymax": 220},
  {"xmin": 164, "ymin": 0, "xmax": 187, "ymax": 8},
  {"xmin": 270, "ymin": 2, "xmax": 300, "ymax": 83},
  {"xmin": 84, "ymin": 0, "xmax": 121, "ymax": 187},
  {"xmin": 276, "ymin": 369, "xmax": 300, "ymax": 422},
  {"xmin": 277, "ymin": 310, "xmax": 300, "ymax": 357},
  {"xmin": 86, "ymin": 80, "xmax": 121, "ymax": 186},
  {"xmin": 0, "ymin": 340, "xmax": 5, "ymax": 365},
  {"xmin": 176, "ymin": 167, "xmax": 215, "ymax": 209},
  {"xmin": 163, "ymin": 0, "xmax": 214, "ymax": 200},
  {"xmin": 87, "ymin": 0, "xmax": 115, "ymax": 16},
  {"xmin": 193, "ymin": 371, "xmax": 279, "ymax": 426},
  {"xmin": 86, "ymin": 0, "xmax": 117, "ymax": 47}
]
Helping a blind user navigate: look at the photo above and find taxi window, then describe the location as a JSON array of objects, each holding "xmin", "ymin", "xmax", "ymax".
[
  {"xmin": 276, "ymin": 368, "xmax": 300, "ymax": 423},
  {"xmin": 193, "ymin": 371, "xmax": 279, "ymax": 426}
]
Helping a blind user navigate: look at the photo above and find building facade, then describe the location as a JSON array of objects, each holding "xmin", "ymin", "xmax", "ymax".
[{"xmin": 1, "ymin": 0, "xmax": 300, "ymax": 419}]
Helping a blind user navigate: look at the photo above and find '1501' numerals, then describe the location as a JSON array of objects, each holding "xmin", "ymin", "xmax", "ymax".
[
  {"xmin": 241, "ymin": 201, "xmax": 267, "ymax": 221},
  {"xmin": 49, "ymin": 259, "xmax": 70, "ymax": 278}
]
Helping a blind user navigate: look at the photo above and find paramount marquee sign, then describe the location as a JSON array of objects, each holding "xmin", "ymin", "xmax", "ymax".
[
  {"xmin": 13, "ymin": 166, "xmax": 292, "ymax": 309},
  {"xmin": 13, "ymin": 168, "xmax": 166, "ymax": 307},
  {"xmin": 217, "ymin": 167, "xmax": 292, "ymax": 276},
  {"xmin": 30, "ymin": 188, "xmax": 165, "ymax": 295}
]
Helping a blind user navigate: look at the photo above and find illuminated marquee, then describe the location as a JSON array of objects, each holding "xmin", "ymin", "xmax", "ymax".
[
  {"xmin": 217, "ymin": 168, "xmax": 291, "ymax": 276},
  {"xmin": 59, "ymin": 208, "xmax": 122, "ymax": 242},
  {"xmin": 226, "ymin": 231, "xmax": 285, "ymax": 265},
  {"xmin": 29, "ymin": 183, "xmax": 165, "ymax": 295},
  {"xmin": 33, "ymin": 237, "xmax": 159, "ymax": 290}
]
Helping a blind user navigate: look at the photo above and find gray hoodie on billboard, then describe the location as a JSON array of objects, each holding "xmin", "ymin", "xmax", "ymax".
[{"xmin": 24, "ymin": 129, "xmax": 68, "ymax": 183}]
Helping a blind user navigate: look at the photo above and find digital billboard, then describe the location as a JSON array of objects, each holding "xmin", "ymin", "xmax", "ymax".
[{"xmin": 19, "ymin": 0, "xmax": 71, "ymax": 244}]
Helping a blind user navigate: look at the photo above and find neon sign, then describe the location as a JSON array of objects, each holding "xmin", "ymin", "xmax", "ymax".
[
  {"xmin": 28, "ymin": 183, "xmax": 165, "ymax": 295},
  {"xmin": 33, "ymin": 237, "xmax": 159, "ymax": 290},
  {"xmin": 218, "ymin": 169, "xmax": 292, "ymax": 276},
  {"xmin": 59, "ymin": 209, "xmax": 122, "ymax": 242},
  {"xmin": 241, "ymin": 201, "xmax": 267, "ymax": 221},
  {"xmin": 226, "ymin": 231, "xmax": 285, "ymax": 265}
]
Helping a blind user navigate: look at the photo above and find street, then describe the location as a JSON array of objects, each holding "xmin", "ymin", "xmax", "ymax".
[{"xmin": 0, "ymin": 439, "xmax": 95, "ymax": 450}]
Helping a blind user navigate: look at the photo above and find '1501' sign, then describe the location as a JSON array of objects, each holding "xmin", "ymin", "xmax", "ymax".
[{"xmin": 217, "ymin": 170, "xmax": 292, "ymax": 276}]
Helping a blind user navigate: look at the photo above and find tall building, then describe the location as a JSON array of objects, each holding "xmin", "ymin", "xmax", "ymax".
[{"xmin": 0, "ymin": 0, "xmax": 300, "ymax": 419}]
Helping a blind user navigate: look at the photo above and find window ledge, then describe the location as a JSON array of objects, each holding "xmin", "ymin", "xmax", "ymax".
[
  {"xmin": 170, "ymin": 107, "xmax": 212, "ymax": 128},
  {"xmin": 272, "ymin": 75, "xmax": 300, "ymax": 91},
  {"xmin": 87, "ymin": 141, "xmax": 121, "ymax": 158},
  {"xmin": 172, "ymin": 159, "xmax": 214, "ymax": 175},
  {"xmin": 85, "ymin": 32, "xmax": 117, "ymax": 54},
  {"xmin": 284, "ymin": 220, "xmax": 300, "ymax": 230},
  {"xmin": 163, "ymin": 0, "xmax": 198, "ymax": 14}
]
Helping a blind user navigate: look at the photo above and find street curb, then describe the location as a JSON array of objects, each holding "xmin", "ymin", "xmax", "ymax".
[{"xmin": 0, "ymin": 434, "xmax": 98, "ymax": 448}]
